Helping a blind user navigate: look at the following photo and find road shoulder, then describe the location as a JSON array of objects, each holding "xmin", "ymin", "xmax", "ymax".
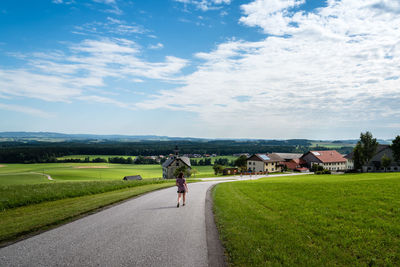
[{"xmin": 205, "ymin": 184, "xmax": 227, "ymax": 267}]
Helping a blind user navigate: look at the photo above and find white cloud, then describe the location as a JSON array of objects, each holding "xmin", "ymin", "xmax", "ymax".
[
  {"xmin": 52, "ymin": 0, "xmax": 121, "ymax": 14},
  {"xmin": 148, "ymin": 43, "xmax": 164, "ymax": 50},
  {"xmin": 0, "ymin": 69, "xmax": 81, "ymax": 102},
  {"xmin": 73, "ymin": 19, "xmax": 146, "ymax": 36},
  {"xmin": 51, "ymin": 0, "xmax": 79, "ymax": 5},
  {"xmin": 0, "ymin": 38, "xmax": 187, "ymax": 105},
  {"xmin": 138, "ymin": 0, "xmax": 400, "ymax": 138},
  {"xmin": 175, "ymin": 0, "xmax": 231, "ymax": 11},
  {"xmin": 240, "ymin": 0, "xmax": 305, "ymax": 35},
  {"xmin": 77, "ymin": 95, "xmax": 134, "ymax": 110},
  {"xmin": 0, "ymin": 103, "xmax": 53, "ymax": 118},
  {"xmin": 93, "ymin": 0, "xmax": 116, "ymax": 4}
]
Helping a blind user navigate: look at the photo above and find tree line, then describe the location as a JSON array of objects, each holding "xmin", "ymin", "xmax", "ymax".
[{"xmin": 0, "ymin": 140, "xmax": 314, "ymax": 164}]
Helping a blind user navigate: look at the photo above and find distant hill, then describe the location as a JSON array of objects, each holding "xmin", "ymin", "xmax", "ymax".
[
  {"xmin": 0, "ymin": 132, "xmax": 392, "ymax": 144},
  {"xmin": 0, "ymin": 132, "xmax": 207, "ymax": 142}
]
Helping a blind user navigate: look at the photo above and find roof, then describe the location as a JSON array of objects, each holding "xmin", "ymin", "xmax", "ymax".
[
  {"xmin": 293, "ymin": 158, "xmax": 307, "ymax": 165},
  {"xmin": 305, "ymin": 150, "xmax": 346, "ymax": 163},
  {"xmin": 344, "ymin": 152, "xmax": 354, "ymax": 160},
  {"xmin": 162, "ymin": 157, "xmax": 175, "ymax": 168},
  {"xmin": 248, "ymin": 153, "xmax": 283, "ymax": 163},
  {"xmin": 180, "ymin": 156, "xmax": 191, "ymax": 167},
  {"xmin": 162, "ymin": 156, "xmax": 191, "ymax": 168},
  {"xmin": 283, "ymin": 161, "xmax": 299, "ymax": 170},
  {"xmin": 273, "ymin": 153, "xmax": 303, "ymax": 160},
  {"xmin": 344, "ymin": 144, "xmax": 389, "ymax": 160},
  {"xmin": 368, "ymin": 146, "xmax": 396, "ymax": 164}
]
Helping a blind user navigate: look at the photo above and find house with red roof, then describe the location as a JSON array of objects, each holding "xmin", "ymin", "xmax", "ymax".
[
  {"xmin": 301, "ymin": 150, "xmax": 347, "ymax": 171},
  {"xmin": 270, "ymin": 153, "xmax": 307, "ymax": 171}
]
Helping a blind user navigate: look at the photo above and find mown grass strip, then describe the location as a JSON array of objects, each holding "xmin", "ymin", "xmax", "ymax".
[
  {"xmin": 213, "ymin": 173, "xmax": 400, "ymax": 266},
  {"xmin": 0, "ymin": 182, "xmax": 174, "ymax": 245},
  {"xmin": 0, "ymin": 179, "xmax": 170, "ymax": 210}
]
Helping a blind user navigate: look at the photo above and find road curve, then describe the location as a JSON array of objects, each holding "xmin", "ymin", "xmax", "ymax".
[
  {"xmin": 0, "ymin": 173, "xmax": 310, "ymax": 266},
  {"xmin": 0, "ymin": 181, "xmax": 224, "ymax": 267}
]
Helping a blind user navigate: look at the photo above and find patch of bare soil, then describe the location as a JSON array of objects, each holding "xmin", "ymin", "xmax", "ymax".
[
  {"xmin": 74, "ymin": 166, "xmax": 110, "ymax": 169},
  {"xmin": 0, "ymin": 165, "xmax": 5, "ymax": 167}
]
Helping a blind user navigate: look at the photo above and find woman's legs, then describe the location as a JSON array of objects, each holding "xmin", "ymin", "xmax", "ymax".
[
  {"xmin": 177, "ymin": 192, "xmax": 181, "ymax": 204},
  {"xmin": 182, "ymin": 192, "xmax": 186, "ymax": 205}
]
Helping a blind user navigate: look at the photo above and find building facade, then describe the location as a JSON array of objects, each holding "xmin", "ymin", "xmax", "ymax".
[
  {"xmin": 271, "ymin": 153, "xmax": 305, "ymax": 171},
  {"xmin": 162, "ymin": 156, "xmax": 191, "ymax": 179},
  {"xmin": 362, "ymin": 145, "xmax": 400, "ymax": 172},
  {"xmin": 247, "ymin": 154, "xmax": 283, "ymax": 173},
  {"xmin": 344, "ymin": 153, "xmax": 354, "ymax": 170},
  {"xmin": 301, "ymin": 150, "xmax": 347, "ymax": 171},
  {"xmin": 162, "ymin": 146, "xmax": 191, "ymax": 179}
]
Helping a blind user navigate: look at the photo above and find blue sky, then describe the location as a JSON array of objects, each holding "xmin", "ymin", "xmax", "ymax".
[{"xmin": 0, "ymin": 0, "xmax": 399, "ymax": 139}]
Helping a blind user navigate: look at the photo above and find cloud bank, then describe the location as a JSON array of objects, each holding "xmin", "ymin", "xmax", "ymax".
[
  {"xmin": 0, "ymin": 38, "xmax": 187, "ymax": 106},
  {"xmin": 139, "ymin": 0, "xmax": 400, "ymax": 138}
]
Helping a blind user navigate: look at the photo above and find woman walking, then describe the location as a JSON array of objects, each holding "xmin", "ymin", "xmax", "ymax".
[{"xmin": 176, "ymin": 172, "xmax": 188, "ymax": 208}]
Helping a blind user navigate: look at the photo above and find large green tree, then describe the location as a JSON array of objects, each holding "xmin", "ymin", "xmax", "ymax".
[
  {"xmin": 381, "ymin": 154, "xmax": 392, "ymax": 172},
  {"xmin": 234, "ymin": 155, "xmax": 248, "ymax": 172},
  {"xmin": 173, "ymin": 165, "xmax": 191, "ymax": 178},
  {"xmin": 353, "ymin": 131, "xmax": 378, "ymax": 171},
  {"xmin": 391, "ymin": 135, "xmax": 400, "ymax": 164}
]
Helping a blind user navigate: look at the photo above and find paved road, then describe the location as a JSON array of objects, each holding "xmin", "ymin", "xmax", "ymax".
[
  {"xmin": 0, "ymin": 181, "xmax": 226, "ymax": 267},
  {"xmin": 0, "ymin": 173, "xmax": 311, "ymax": 266}
]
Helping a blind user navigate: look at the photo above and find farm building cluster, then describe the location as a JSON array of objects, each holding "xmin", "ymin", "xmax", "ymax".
[
  {"xmin": 246, "ymin": 150, "xmax": 350, "ymax": 174},
  {"xmin": 161, "ymin": 144, "xmax": 399, "ymax": 179}
]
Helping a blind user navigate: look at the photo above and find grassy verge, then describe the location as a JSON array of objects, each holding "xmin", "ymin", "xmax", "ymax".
[
  {"xmin": 0, "ymin": 179, "xmax": 171, "ymax": 210},
  {"xmin": 213, "ymin": 173, "xmax": 400, "ymax": 266},
  {"xmin": 0, "ymin": 182, "xmax": 174, "ymax": 245}
]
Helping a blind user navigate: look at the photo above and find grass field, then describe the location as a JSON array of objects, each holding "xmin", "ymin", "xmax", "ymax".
[
  {"xmin": 190, "ymin": 156, "xmax": 238, "ymax": 163},
  {"xmin": 0, "ymin": 163, "xmax": 163, "ymax": 184},
  {"xmin": 0, "ymin": 162, "xmax": 217, "ymax": 185},
  {"xmin": 310, "ymin": 141, "xmax": 355, "ymax": 149},
  {"xmin": 0, "ymin": 179, "xmax": 174, "ymax": 211},
  {"xmin": 213, "ymin": 173, "xmax": 400, "ymax": 266},
  {"xmin": 0, "ymin": 182, "xmax": 175, "ymax": 244},
  {"xmin": 56, "ymin": 155, "xmax": 137, "ymax": 160}
]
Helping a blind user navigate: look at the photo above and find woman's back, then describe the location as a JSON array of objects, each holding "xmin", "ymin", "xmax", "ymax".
[{"xmin": 176, "ymin": 178, "xmax": 186, "ymax": 191}]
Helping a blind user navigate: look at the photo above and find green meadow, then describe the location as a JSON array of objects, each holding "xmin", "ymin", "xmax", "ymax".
[
  {"xmin": 213, "ymin": 173, "xmax": 400, "ymax": 266},
  {"xmin": 310, "ymin": 141, "xmax": 355, "ymax": 149},
  {"xmin": 0, "ymin": 161, "xmax": 225, "ymax": 185},
  {"xmin": 56, "ymin": 155, "xmax": 137, "ymax": 160},
  {"xmin": 0, "ymin": 163, "xmax": 163, "ymax": 185}
]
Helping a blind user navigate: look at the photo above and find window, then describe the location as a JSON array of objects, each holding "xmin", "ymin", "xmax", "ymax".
[
  {"xmin": 272, "ymin": 168, "xmax": 274, "ymax": 171},
  {"xmin": 176, "ymin": 162, "xmax": 179, "ymax": 166}
]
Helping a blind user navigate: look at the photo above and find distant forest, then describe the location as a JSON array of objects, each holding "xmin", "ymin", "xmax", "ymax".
[{"xmin": 0, "ymin": 140, "xmax": 353, "ymax": 164}]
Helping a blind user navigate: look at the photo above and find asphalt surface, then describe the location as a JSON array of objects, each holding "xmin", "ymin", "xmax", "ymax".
[
  {"xmin": 0, "ymin": 173, "xmax": 311, "ymax": 266},
  {"xmin": 0, "ymin": 181, "xmax": 224, "ymax": 267}
]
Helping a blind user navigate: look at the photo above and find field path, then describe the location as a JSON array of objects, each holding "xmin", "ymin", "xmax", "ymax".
[
  {"xmin": 0, "ymin": 173, "xmax": 309, "ymax": 266},
  {"xmin": 30, "ymin": 172, "xmax": 54, "ymax": 181}
]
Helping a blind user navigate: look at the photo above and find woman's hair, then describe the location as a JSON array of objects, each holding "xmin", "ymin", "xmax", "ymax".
[{"xmin": 178, "ymin": 172, "xmax": 184, "ymax": 179}]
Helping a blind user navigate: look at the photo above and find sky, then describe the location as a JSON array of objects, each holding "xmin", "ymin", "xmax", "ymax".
[{"xmin": 0, "ymin": 0, "xmax": 399, "ymax": 140}]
